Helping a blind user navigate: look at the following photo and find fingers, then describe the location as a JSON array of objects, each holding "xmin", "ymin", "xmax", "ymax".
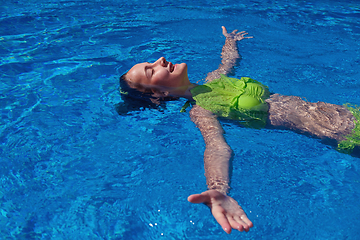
[
  {"xmin": 241, "ymin": 215, "xmax": 254, "ymax": 229},
  {"xmin": 212, "ymin": 207, "xmax": 253, "ymax": 234},
  {"xmin": 189, "ymin": 190, "xmax": 254, "ymax": 234},
  {"xmin": 233, "ymin": 215, "xmax": 253, "ymax": 232},
  {"xmin": 228, "ymin": 216, "xmax": 244, "ymax": 232},
  {"xmin": 222, "ymin": 27, "xmax": 253, "ymax": 40},
  {"xmin": 239, "ymin": 32, "xmax": 249, "ymax": 39},
  {"xmin": 234, "ymin": 32, "xmax": 253, "ymax": 41},
  {"xmin": 232, "ymin": 207, "xmax": 253, "ymax": 232},
  {"xmin": 212, "ymin": 205, "xmax": 232, "ymax": 234},
  {"xmin": 240, "ymin": 32, "xmax": 253, "ymax": 38}
]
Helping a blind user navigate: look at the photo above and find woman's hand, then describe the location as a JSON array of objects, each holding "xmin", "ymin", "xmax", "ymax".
[
  {"xmin": 222, "ymin": 26, "xmax": 253, "ymax": 41},
  {"xmin": 188, "ymin": 190, "xmax": 253, "ymax": 234}
]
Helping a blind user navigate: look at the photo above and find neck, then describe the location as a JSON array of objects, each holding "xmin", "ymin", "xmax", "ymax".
[{"xmin": 169, "ymin": 83, "xmax": 197, "ymax": 100}]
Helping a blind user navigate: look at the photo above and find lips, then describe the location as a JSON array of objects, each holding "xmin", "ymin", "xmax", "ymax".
[{"xmin": 169, "ymin": 62, "xmax": 175, "ymax": 73}]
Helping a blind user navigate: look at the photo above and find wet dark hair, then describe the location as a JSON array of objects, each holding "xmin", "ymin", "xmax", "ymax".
[{"xmin": 115, "ymin": 73, "xmax": 179, "ymax": 115}]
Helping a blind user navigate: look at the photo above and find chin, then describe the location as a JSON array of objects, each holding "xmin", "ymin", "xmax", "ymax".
[{"xmin": 180, "ymin": 63, "xmax": 188, "ymax": 74}]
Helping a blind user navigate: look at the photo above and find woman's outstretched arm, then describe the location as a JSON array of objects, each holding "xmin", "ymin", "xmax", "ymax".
[
  {"xmin": 189, "ymin": 105, "xmax": 231, "ymax": 195},
  {"xmin": 205, "ymin": 26, "xmax": 253, "ymax": 82},
  {"xmin": 187, "ymin": 27, "xmax": 253, "ymax": 234},
  {"xmin": 188, "ymin": 105, "xmax": 253, "ymax": 234}
]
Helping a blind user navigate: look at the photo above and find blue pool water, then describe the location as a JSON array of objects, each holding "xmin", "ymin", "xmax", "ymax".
[{"xmin": 1, "ymin": 0, "xmax": 360, "ymax": 239}]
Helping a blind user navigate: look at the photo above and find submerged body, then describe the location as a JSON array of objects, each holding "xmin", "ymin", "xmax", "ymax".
[
  {"xmin": 266, "ymin": 94, "xmax": 355, "ymax": 142},
  {"xmin": 188, "ymin": 91, "xmax": 358, "ymax": 194},
  {"xmin": 120, "ymin": 26, "xmax": 359, "ymax": 234},
  {"xmin": 190, "ymin": 76, "xmax": 358, "ymax": 149}
]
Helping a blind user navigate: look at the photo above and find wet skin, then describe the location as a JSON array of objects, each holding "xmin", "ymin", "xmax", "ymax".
[{"xmin": 126, "ymin": 57, "xmax": 191, "ymax": 88}]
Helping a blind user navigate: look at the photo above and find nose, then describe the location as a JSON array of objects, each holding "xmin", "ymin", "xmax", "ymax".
[{"xmin": 154, "ymin": 57, "xmax": 167, "ymax": 67}]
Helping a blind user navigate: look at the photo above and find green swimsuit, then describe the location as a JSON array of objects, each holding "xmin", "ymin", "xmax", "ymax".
[
  {"xmin": 338, "ymin": 104, "xmax": 360, "ymax": 153},
  {"xmin": 183, "ymin": 74, "xmax": 360, "ymax": 153},
  {"xmin": 188, "ymin": 74, "xmax": 270, "ymax": 128}
]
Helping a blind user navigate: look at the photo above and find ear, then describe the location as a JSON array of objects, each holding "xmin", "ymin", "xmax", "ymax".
[
  {"xmin": 151, "ymin": 89, "xmax": 169, "ymax": 98},
  {"xmin": 150, "ymin": 98, "xmax": 161, "ymax": 105}
]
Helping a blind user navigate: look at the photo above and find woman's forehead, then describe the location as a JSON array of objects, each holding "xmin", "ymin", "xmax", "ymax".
[{"xmin": 127, "ymin": 62, "xmax": 149, "ymax": 84}]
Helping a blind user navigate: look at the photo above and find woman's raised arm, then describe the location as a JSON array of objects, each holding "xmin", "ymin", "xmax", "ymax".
[{"xmin": 205, "ymin": 26, "xmax": 253, "ymax": 82}]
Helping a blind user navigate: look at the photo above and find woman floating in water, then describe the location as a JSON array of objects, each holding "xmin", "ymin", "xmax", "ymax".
[{"xmin": 118, "ymin": 26, "xmax": 360, "ymax": 234}]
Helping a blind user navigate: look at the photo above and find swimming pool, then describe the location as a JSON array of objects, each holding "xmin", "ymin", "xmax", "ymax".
[{"xmin": 1, "ymin": 0, "xmax": 359, "ymax": 239}]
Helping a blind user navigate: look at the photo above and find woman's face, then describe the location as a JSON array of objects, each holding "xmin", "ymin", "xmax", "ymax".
[{"xmin": 126, "ymin": 57, "xmax": 190, "ymax": 89}]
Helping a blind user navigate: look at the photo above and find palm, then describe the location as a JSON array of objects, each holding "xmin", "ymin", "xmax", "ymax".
[{"xmin": 188, "ymin": 190, "xmax": 253, "ymax": 234}]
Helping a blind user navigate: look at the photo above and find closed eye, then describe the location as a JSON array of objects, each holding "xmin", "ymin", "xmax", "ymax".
[{"xmin": 145, "ymin": 67, "xmax": 153, "ymax": 79}]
